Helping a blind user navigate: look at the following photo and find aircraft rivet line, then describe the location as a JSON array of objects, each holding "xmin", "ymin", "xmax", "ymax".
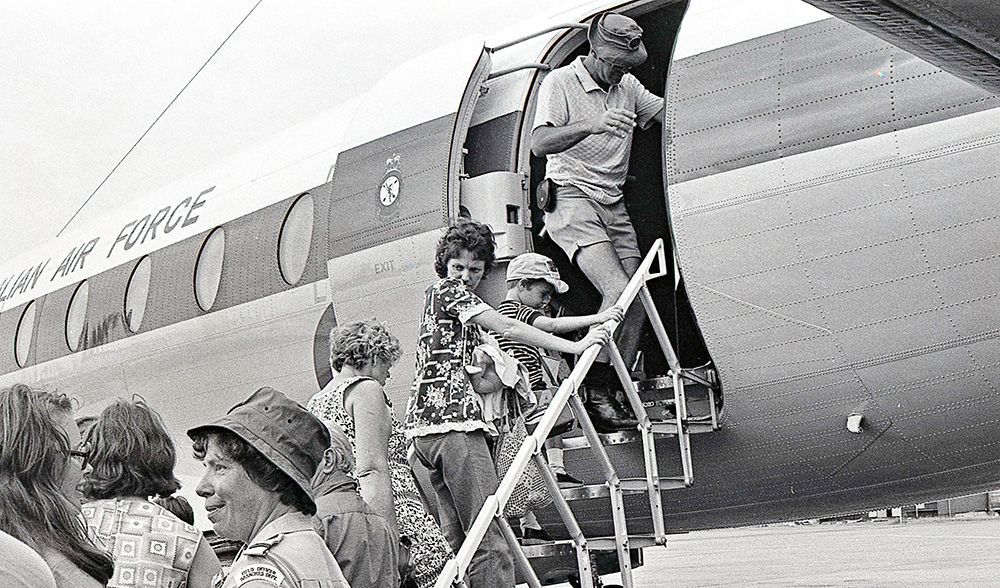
[{"xmin": 674, "ymin": 99, "xmax": 999, "ymax": 179}]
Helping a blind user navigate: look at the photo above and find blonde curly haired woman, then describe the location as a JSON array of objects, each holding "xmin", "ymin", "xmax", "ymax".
[{"xmin": 308, "ymin": 319, "xmax": 451, "ymax": 588}]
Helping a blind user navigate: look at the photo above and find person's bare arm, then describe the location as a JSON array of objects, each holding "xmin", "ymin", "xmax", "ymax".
[
  {"xmin": 533, "ymin": 305, "xmax": 624, "ymax": 334},
  {"xmin": 471, "ymin": 308, "xmax": 610, "ymax": 354},
  {"xmin": 344, "ymin": 381, "xmax": 399, "ymax": 534},
  {"xmin": 531, "ymin": 108, "xmax": 636, "ymax": 156},
  {"xmin": 185, "ymin": 537, "xmax": 222, "ymax": 588}
]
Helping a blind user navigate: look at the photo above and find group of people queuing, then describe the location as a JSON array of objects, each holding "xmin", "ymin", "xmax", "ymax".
[{"xmin": 0, "ymin": 11, "xmax": 662, "ymax": 588}]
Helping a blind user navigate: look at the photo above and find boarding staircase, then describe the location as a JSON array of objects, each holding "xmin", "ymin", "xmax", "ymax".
[{"xmin": 434, "ymin": 239, "xmax": 721, "ymax": 588}]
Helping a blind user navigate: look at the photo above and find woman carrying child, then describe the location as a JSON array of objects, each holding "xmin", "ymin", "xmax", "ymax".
[{"xmin": 404, "ymin": 219, "xmax": 611, "ymax": 588}]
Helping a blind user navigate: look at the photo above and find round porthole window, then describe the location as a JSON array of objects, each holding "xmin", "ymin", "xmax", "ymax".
[
  {"xmin": 66, "ymin": 281, "xmax": 89, "ymax": 352},
  {"xmin": 278, "ymin": 193, "xmax": 314, "ymax": 285},
  {"xmin": 195, "ymin": 228, "xmax": 225, "ymax": 311},
  {"xmin": 124, "ymin": 256, "xmax": 152, "ymax": 333},
  {"xmin": 14, "ymin": 300, "xmax": 37, "ymax": 368}
]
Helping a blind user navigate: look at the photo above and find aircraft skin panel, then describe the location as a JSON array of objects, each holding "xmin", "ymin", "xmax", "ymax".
[
  {"xmin": 800, "ymin": 0, "xmax": 1000, "ymax": 94},
  {"xmin": 0, "ymin": 281, "xmax": 331, "ymax": 526},
  {"xmin": 328, "ymin": 115, "xmax": 454, "ymax": 259},
  {"xmin": 31, "ymin": 279, "xmax": 81, "ymax": 365},
  {"xmin": 642, "ymin": 107, "xmax": 1000, "ymax": 530},
  {"xmin": 0, "ymin": 185, "xmax": 333, "ymax": 376},
  {"xmin": 666, "ymin": 18, "xmax": 999, "ymax": 185},
  {"xmin": 326, "ymin": 229, "xmax": 444, "ymax": 418},
  {"xmin": 0, "ymin": 299, "xmax": 31, "ymax": 373}
]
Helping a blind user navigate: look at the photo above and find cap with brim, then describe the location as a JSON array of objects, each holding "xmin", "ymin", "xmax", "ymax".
[
  {"xmin": 539, "ymin": 275, "xmax": 569, "ymax": 294},
  {"xmin": 588, "ymin": 12, "xmax": 648, "ymax": 70},
  {"xmin": 506, "ymin": 253, "xmax": 570, "ymax": 294},
  {"xmin": 187, "ymin": 387, "xmax": 329, "ymax": 510}
]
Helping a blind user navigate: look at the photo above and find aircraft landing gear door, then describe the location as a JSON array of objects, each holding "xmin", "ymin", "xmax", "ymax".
[{"xmin": 326, "ymin": 38, "xmax": 492, "ymax": 264}]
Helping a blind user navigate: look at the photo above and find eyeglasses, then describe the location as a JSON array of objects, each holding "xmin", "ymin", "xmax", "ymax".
[
  {"xmin": 594, "ymin": 53, "xmax": 631, "ymax": 74},
  {"xmin": 67, "ymin": 443, "xmax": 91, "ymax": 470}
]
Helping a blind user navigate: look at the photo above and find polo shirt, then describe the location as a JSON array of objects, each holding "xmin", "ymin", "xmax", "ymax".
[{"xmin": 533, "ymin": 56, "xmax": 663, "ymax": 205}]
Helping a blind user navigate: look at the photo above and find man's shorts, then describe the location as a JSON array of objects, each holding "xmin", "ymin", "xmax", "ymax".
[{"xmin": 543, "ymin": 184, "xmax": 641, "ymax": 263}]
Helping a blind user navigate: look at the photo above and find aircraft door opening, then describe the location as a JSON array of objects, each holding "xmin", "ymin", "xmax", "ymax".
[{"xmin": 520, "ymin": 2, "xmax": 715, "ymax": 386}]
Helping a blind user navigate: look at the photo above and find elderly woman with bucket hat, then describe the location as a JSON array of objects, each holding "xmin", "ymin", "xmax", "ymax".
[
  {"xmin": 531, "ymin": 11, "xmax": 664, "ymax": 433},
  {"xmin": 188, "ymin": 387, "xmax": 349, "ymax": 588}
]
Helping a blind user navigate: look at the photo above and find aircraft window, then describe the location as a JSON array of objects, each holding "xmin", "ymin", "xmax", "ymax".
[
  {"xmin": 66, "ymin": 281, "xmax": 89, "ymax": 352},
  {"xmin": 125, "ymin": 256, "xmax": 152, "ymax": 333},
  {"xmin": 194, "ymin": 227, "xmax": 225, "ymax": 311},
  {"xmin": 278, "ymin": 193, "xmax": 314, "ymax": 286},
  {"xmin": 14, "ymin": 300, "xmax": 36, "ymax": 368}
]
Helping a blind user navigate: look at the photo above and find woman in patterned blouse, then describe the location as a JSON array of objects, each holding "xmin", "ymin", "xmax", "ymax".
[
  {"xmin": 80, "ymin": 399, "xmax": 221, "ymax": 588},
  {"xmin": 403, "ymin": 219, "xmax": 610, "ymax": 588}
]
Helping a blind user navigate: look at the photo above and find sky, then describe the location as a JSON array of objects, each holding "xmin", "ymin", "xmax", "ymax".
[{"xmin": 0, "ymin": 0, "xmax": 579, "ymax": 262}]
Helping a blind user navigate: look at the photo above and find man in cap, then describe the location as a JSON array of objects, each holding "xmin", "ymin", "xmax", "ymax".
[
  {"xmin": 531, "ymin": 11, "xmax": 664, "ymax": 431},
  {"xmin": 188, "ymin": 387, "xmax": 350, "ymax": 588},
  {"xmin": 312, "ymin": 420, "xmax": 398, "ymax": 588}
]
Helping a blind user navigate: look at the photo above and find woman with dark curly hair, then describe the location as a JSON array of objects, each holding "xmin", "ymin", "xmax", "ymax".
[
  {"xmin": 0, "ymin": 384, "xmax": 114, "ymax": 588},
  {"xmin": 404, "ymin": 219, "xmax": 610, "ymax": 588},
  {"xmin": 80, "ymin": 399, "xmax": 220, "ymax": 588},
  {"xmin": 308, "ymin": 319, "xmax": 452, "ymax": 588}
]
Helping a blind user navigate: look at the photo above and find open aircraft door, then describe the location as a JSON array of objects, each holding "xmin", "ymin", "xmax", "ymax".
[{"xmin": 326, "ymin": 38, "xmax": 492, "ymax": 261}]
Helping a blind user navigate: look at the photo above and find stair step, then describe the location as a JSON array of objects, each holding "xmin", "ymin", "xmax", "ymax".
[
  {"xmin": 588, "ymin": 534, "xmax": 663, "ymax": 550},
  {"xmin": 520, "ymin": 534, "xmax": 666, "ymax": 558},
  {"xmin": 516, "ymin": 540, "xmax": 642, "ymax": 585},
  {"xmin": 635, "ymin": 375, "xmax": 720, "ymax": 423},
  {"xmin": 560, "ymin": 419, "xmax": 714, "ymax": 450},
  {"xmin": 635, "ymin": 367, "xmax": 716, "ymax": 391},
  {"xmin": 559, "ymin": 482, "xmax": 645, "ymax": 501},
  {"xmin": 561, "ymin": 430, "xmax": 642, "ymax": 450},
  {"xmin": 650, "ymin": 420, "xmax": 716, "ymax": 435}
]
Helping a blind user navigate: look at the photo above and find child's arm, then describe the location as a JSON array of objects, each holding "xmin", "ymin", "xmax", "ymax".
[
  {"xmin": 533, "ymin": 305, "xmax": 624, "ymax": 334},
  {"xmin": 471, "ymin": 308, "xmax": 610, "ymax": 355}
]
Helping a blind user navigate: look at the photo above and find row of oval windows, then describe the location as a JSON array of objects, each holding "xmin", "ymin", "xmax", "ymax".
[{"xmin": 11, "ymin": 194, "xmax": 315, "ymax": 368}]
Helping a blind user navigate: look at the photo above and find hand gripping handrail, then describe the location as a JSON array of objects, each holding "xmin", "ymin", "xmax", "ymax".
[{"xmin": 434, "ymin": 239, "xmax": 670, "ymax": 588}]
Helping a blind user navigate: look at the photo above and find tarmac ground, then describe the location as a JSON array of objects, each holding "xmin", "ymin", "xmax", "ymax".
[{"xmin": 575, "ymin": 515, "xmax": 1000, "ymax": 587}]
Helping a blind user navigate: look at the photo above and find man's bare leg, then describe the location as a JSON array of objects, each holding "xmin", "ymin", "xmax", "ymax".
[
  {"xmin": 575, "ymin": 242, "xmax": 645, "ymax": 366},
  {"xmin": 574, "ymin": 242, "xmax": 643, "ymax": 431}
]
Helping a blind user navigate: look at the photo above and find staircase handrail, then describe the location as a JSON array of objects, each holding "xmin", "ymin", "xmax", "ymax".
[{"xmin": 434, "ymin": 238, "xmax": 669, "ymax": 587}]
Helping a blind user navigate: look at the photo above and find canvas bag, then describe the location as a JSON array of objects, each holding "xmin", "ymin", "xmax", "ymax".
[{"xmin": 494, "ymin": 410, "xmax": 554, "ymax": 518}]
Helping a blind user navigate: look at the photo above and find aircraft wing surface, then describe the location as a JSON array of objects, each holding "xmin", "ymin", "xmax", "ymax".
[{"xmin": 802, "ymin": 0, "xmax": 1000, "ymax": 94}]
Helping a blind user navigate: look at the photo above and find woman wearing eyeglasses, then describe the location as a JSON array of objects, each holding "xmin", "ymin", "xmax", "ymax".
[
  {"xmin": 0, "ymin": 383, "xmax": 114, "ymax": 588},
  {"xmin": 80, "ymin": 398, "xmax": 221, "ymax": 588}
]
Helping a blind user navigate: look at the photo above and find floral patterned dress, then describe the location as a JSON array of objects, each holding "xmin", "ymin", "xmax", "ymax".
[{"xmin": 308, "ymin": 377, "xmax": 452, "ymax": 588}]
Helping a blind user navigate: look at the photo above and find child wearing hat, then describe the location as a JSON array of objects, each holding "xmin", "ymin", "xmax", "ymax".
[{"xmin": 495, "ymin": 252, "xmax": 622, "ymax": 541}]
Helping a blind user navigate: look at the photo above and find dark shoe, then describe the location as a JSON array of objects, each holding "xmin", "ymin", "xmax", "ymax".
[
  {"xmin": 584, "ymin": 389, "xmax": 639, "ymax": 433},
  {"xmin": 556, "ymin": 471, "xmax": 584, "ymax": 488},
  {"xmin": 521, "ymin": 526, "xmax": 553, "ymax": 545}
]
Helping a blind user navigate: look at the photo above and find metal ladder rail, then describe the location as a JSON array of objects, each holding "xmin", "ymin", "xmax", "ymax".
[
  {"xmin": 640, "ymin": 285, "xmax": 694, "ymax": 484},
  {"xmin": 433, "ymin": 239, "xmax": 671, "ymax": 588},
  {"xmin": 607, "ymin": 340, "xmax": 666, "ymax": 543}
]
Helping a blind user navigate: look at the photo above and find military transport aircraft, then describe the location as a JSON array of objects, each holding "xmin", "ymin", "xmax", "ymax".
[{"xmin": 1, "ymin": 0, "xmax": 997, "ymax": 584}]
